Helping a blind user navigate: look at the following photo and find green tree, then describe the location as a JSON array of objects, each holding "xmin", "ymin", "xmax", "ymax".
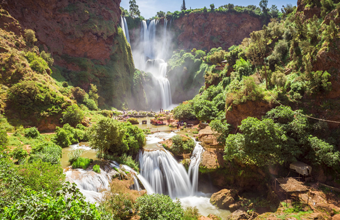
[
  {"xmin": 210, "ymin": 4, "xmax": 215, "ymax": 11},
  {"xmin": 0, "ymin": 127, "xmax": 8, "ymax": 151},
  {"xmin": 136, "ymin": 194, "xmax": 184, "ymax": 220},
  {"xmin": 88, "ymin": 118, "xmax": 126, "ymax": 156},
  {"xmin": 61, "ymin": 105, "xmax": 84, "ymax": 127},
  {"xmin": 129, "ymin": 0, "xmax": 141, "ymax": 18},
  {"xmin": 259, "ymin": 0, "xmax": 268, "ymax": 14},
  {"xmin": 157, "ymin": 11, "xmax": 165, "ymax": 18},
  {"xmin": 24, "ymin": 29, "xmax": 37, "ymax": 46},
  {"xmin": 89, "ymin": 84, "xmax": 99, "ymax": 106}
]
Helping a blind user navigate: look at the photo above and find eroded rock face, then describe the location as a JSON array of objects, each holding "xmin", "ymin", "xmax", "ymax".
[
  {"xmin": 226, "ymin": 101, "xmax": 275, "ymax": 129},
  {"xmin": 172, "ymin": 12, "xmax": 263, "ymax": 51},
  {"xmin": 197, "ymin": 126, "xmax": 222, "ymax": 148},
  {"xmin": 210, "ymin": 189, "xmax": 239, "ymax": 210},
  {"xmin": 200, "ymin": 148, "xmax": 224, "ymax": 171},
  {"xmin": 227, "ymin": 209, "xmax": 249, "ymax": 220},
  {"xmin": 2, "ymin": 0, "xmax": 140, "ymax": 109}
]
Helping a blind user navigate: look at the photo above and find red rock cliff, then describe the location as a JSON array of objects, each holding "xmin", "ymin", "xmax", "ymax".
[
  {"xmin": 172, "ymin": 12, "xmax": 263, "ymax": 51},
  {"xmin": 1, "ymin": 0, "xmax": 139, "ymax": 109}
]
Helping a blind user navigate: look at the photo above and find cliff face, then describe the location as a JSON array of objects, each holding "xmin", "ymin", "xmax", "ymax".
[
  {"xmin": 2, "ymin": 0, "xmax": 140, "ymax": 109},
  {"xmin": 172, "ymin": 12, "xmax": 263, "ymax": 51}
]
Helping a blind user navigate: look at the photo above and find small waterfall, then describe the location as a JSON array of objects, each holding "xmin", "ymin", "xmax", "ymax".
[
  {"xmin": 121, "ymin": 16, "xmax": 130, "ymax": 44},
  {"xmin": 139, "ymin": 140, "xmax": 204, "ymax": 198}
]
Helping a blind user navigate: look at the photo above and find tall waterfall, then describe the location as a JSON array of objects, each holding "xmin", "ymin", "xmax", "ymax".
[
  {"xmin": 121, "ymin": 16, "xmax": 130, "ymax": 44},
  {"xmin": 133, "ymin": 19, "xmax": 173, "ymax": 110},
  {"xmin": 139, "ymin": 140, "xmax": 204, "ymax": 198}
]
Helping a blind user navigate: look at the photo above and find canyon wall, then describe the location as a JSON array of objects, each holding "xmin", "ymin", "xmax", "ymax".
[{"xmin": 1, "ymin": 0, "xmax": 143, "ymax": 109}]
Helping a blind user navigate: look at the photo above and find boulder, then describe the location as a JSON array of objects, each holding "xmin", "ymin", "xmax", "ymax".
[
  {"xmin": 210, "ymin": 189, "xmax": 238, "ymax": 210},
  {"xmin": 227, "ymin": 209, "xmax": 249, "ymax": 220},
  {"xmin": 198, "ymin": 126, "xmax": 222, "ymax": 148}
]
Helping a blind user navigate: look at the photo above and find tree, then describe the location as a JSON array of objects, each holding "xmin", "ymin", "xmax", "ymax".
[
  {"xmin": 61, "ymin": 105, "xmax": 84, "ymax": 127},
  {"xmin": 129, "ymin": 0, "xmax": 140, "ymax": 18},
  {"xmin": 0, "ymin": 127, "xmax": 8, "ymax": 151},
  {"xmin": 259, "ymin": 0, "xmax": 268, "ymax": 14},
  {"xmin": 210, "ymin": 4, "xmax": 215, "ymax": 11},
  {"xmin": 89, "ymin": 84, "xmax": 99, "ymax": 106},
  {"xmin": 270, "ymin": 5, "xmax": 279, "ymax": 17},
  {"xmin": 157, "ymin": 11, "xmax": 165, "ymax": 18},
  {"xmin": 181, "ymin": 0, "xmax": 186, "ymax": 11},
  {"xmin": 24, "ymin": 29, "xmax": 37, "ymax": 46}
]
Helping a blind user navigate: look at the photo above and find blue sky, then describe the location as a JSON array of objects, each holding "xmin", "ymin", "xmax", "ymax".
[{"xmin": 120, "ymin": 0, "xmax": 297, "ymax": 19}]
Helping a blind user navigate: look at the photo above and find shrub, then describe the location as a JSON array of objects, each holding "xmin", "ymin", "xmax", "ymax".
[
  {"xmin": 71, "ymin": 87, "xmax": 87, "ymax": 103},
  {"xmin": 68, "ymin": 149, "xmax": 84, "ymax": 164},
  {"xmin": 173, "ymin": 101, "xmax": 197, "ymax": 121},
  {"xmin": 40, "ymin": 51, "xmax": 54, "ymax": 67},
  {"xmin": 93, "ymin": 164, "xmax": 101, "ymax": 173},
  {"xmin": 24, "ymin": 127, "xmax": 40, "ymax": 138},
  {"xmin": 195, "ymin": 50, "xmax": 206, "ymax": 59},
  {"xmin": 24, "ymin": 29, "xmax": 37, "ymax": 45},
  {"xmin": 11, "ymin": 147, "xmax": 28, "ymax": 163},
  {"xmin": 53, "ymin": 126, "xmax": 72, "ymax": 148},
  {"xmin": 136, "ymin": 194, "xmax": 183, "ymax": 220},
  {"xmin": 30, "ymin": 141, "xmax": 62, "ymax": 165},
  {"xmin": 89, "ymin": 118, "xmax": 145, "ymax": 156},
  {"xmin": 100, "ymin": 110, "xmax": 113, "ymax": 118},
  {"xmin": 18, "ymin": 160, "xmax": 65, "ymax": 194},
  {"xmin": 1, "ymin": 182, "xmax": 113, "ymax": 219},
  {"xmin": 102, "ymin": 193, "xmax": 135, "ymax": 219},
  {"xmin": 25, "ymin": 52, "xmax": 51, "ymax": 75},
  {"xmin": 62, "ymin": 81, "xmax": 68, "ymax": 87},
  {"xmin": 61, "ymin": 105, "xmax": 84, "ymax": 127},
  {"xmin": 183, "ymin": 206, "xmax": 200, "ymax": 220},
  {"xmin": 72, "ymin": 157, "xmax": 92, "ymax": 169},
  {"xmin": 53, "ymin": 124, "xmax": 88, "ymax": 148},
  {"xmin": 170, "ymin": 135, "xmax": 196, "ymax": 154},
  {"xmin": 0, "ymin": 127, "xmax": 8, "ymax": 150},
  {"xmin": 127, "ymin": 118, "xmax": 139, "ymax": 124},
  {"xmin": 84, "ymin": 97, "xmax": 98, "ymax": 110}
]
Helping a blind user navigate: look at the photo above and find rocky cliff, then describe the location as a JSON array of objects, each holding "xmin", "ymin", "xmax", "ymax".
[
  {"xmin": 1, "ymin": 0, "xmax": 142, "ymax": 109},
  {"xmin": 171, "ymin": 12, "xmax": 264, "ymax": 51}
]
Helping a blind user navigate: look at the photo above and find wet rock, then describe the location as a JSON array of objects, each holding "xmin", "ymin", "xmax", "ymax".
[
  {"xmin": 210, "ymin": 189, "xmax": 238, "ymax": 210},
  {"xmin": 200, "ymin": 148, "xmax": 224, "ymax": 171},
  {"xmin": 227, "ymin": 209, "xmax": 249, "ymax": 220},
  {"xmin": 197, "ymin": 126, "xmax": 222, "ymax": 148}
]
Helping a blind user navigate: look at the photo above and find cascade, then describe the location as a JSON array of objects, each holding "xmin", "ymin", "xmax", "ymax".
[
  {"xmin": 138, "ymin": 140, "xmax": 204, "ymax": 198},
  {"xmin": 121, "ymin": 16, "xmax": 130, "ymax": 44},
  {"xmin": 134, "ymin": 19, "xmax": 173, "ymax": 110}
]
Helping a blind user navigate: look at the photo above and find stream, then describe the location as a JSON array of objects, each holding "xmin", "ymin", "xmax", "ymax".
[{"xmin": 62, "ymin": 118, "xmax": 231, "ymax": 219}]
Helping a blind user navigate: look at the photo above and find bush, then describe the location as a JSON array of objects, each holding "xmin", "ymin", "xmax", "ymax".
[
  {"xmin": 100, "ymin": 110, "xmax": 113, "ymax": 118},
  {"xmin": 53, "ymin": 126, "xmax": 72, "ymax": 148},
  {"xmin": 25, "ymin": 52, "xmax": 51, "ymax": 75},
  {"xmin": 1, "ymin": 182, "xmax": 113, "ymax": 219},
  {"xmin": 0, "ymin": 127, "xmax": 8, "ymax": 150},
  {"xmin": 89, "ymin": 118, "xmax": 145, "ymax": 156},
  {"xmin": 173, "ymin": 101, "xmax": 197, "ymax": 121},
  {"xmin": 18, "ymin": 160, "xmax": 65, "ymax": 194},
  {"xmin": 84, "ymin": 97, "xmax": 98, "ymax": 110},
  {"xmin": 93, "ymin": 164, "xmax": 101, "ymax": 173},
  {"xmin": 53, "ymin": 123, "xmax": 88, "ymax": 148},
  {"xmin": 30, "ymin": 141, "xmax": 62, "ymax": 165},
  {"xmin": 195, "ymin": 50, "xmax": 206, "ymax": 59},
  {"xmin": 68, "ymin": 149, "xmax": 84, "ymax": 164},
  {"xmin": 71, "ymin": 87, "xmax": 87, "ymax": 103},
  {"xmin": 24, "ymin": 29, "xmax": 37, "ymax": 45},
  {"xmin": 136, "ymin": 194, "xmax": 183, "ymax": 220},
  {"xmin": 127, "ymin": 118, "xmax": 139, "ymax": 124},
  {"xmin": 61, "ymin": 105, "xmax": 84, "ymax": 127},
  {"xmin": 11, "ymin": 147, "xmax": 28, "ymax": 163},
  {"xmin": 72, "ymin": 157, "xmax": 92, "ymax": 169},
  {"xmin": 40, "ymin": 51, "xmax": 54, "ymax": 67},
  {"xmin": 102, "ymin": 193, "xmax": 135, "ymax": 219},
  {"xmin": 183, "ymin": 206, "xmax": 200, "ymax": 220},
  {"xmin": 170, "ymin": 135, "xmax": 196, "ymax": 154},
  {"xmin": 62, "ymin": 81, "xmax": 68, "ymax": 87},
  {"xmin": 24, "ymin": 127, "xmax": 40, "ymax": 138}
]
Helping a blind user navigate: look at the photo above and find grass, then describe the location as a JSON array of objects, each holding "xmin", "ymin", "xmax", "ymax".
[{"xmin": 93, "ymin": 164, "xmax": 100, "ymax": 173}]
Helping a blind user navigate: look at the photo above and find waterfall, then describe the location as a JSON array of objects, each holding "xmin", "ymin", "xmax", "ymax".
[
  {"xmin": 121, "ymin": 16, "xmax": 130, "ymax": 44},
  {"xmin": 134, "ymin": 19, "xmax": 173, "ymax": 110},
  {"xmin": 138, "ymin": 140, "xmax": 204, "ymax": 198}
]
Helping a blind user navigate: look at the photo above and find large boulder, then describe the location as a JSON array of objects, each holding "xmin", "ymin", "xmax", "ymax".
[
  {"xmin": 197, "ymin": 126, "xmax": 222, "ymax": 148},
  {"xmin": 210, "ymin": 189, "xmax": 238, "ymax": 210},
  {"xmin": 227, "ymin": 209, "xmax": 249, "ymax": 220}
]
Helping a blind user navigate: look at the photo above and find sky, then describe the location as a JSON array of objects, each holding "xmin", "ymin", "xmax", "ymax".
[{"xmin": 120, "ymin": 0, "xmax": 298, "ymax": 19}]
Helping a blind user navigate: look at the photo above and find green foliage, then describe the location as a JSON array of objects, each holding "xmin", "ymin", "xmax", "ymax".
[
  {"xmin": 40, "ymin": 51, "xmax": 54, "ymax": 67},
  {"xmin": 89, "ymin": 84, "xmax": 99, "ymax": 106},
  {"xmin": 93, "ymin": 164, "xmax": 101, "ymax": 173},
  {"xmin": 11, "ymin": 147, "xmax": 28, "ymax": 163},
  {"xmin": 129, "ymin": 0, "xmax": 140, "ymax": 18},
  {"xmin": 183, "ymin": 206, "xmax": 200, "ymax": 220},
  {"xmin": 233, "ymin": 58, "xmax": 252, "ymax": 77},
  {"xmin": 53, "ymin": 123, "xmax": 88, "ymax": 148},
  {"xmin": 8, "ymin": 81, "xmax": 68, "ymax": 118},
  {"xmin": 209, "ymin": 119, "xmax": 231, "ymax": 145},
  {"xmin": 30, "ymin": 141, "xmax": 62, "ymax": 165},
  {"xmin": 102, "ymin": 193, "xmax": 135, "ymax": 219},
  {"xmin": 25, "ymin": 51, "xmax": 51, "ymax": 75},
  {"xmin": 72, "ymin": 157, "xmax": 92, "ymax": 169},
  {"xmin": 61, "ymin": 105, "xmax": 84, "ymax": 127},
  {"xmin": 18, "ymin": 160, "xmax": 65, "ymax": 194},
  {"xmin": 225, "ymin": 106, "xmax": 340, "ymax": 168},
  {"xmin": 195, "ymin": 50, "xmax": 206, "ymax": 59},
  {"xmin": 1, "ymin": 182, "xmax": 112, "ymax": 219},
  {"xmin": 24, "ymin": 127, "xmax": 40, "ymax": 138},
  {"xmin": 24, "ymin": 29, "xmax": 37, "ymax": 46},
  {"xmin": 136, "ymin": 194, "xmax": 184, "ymax": 220},
  {"xmin": 84, "ymin": 97, "xmax": 98, "ymax": 110},
  {"xmin": 173, "ymin": 101, "xmax": 197, "ymax": 120},
  {"xmin": 89, "ymin": 118, "xmax": 145, "ymax": 157},
  {"xmin": 68, "ymin": 149, "xmax": 84, "ymax": 164},
  {"xmin": 170, "ymin": 135, "xmax": 196, "ymax": 154},
  {"xmin": 0, "ymin": 127, "xmax": 8, "ymax": 150},
  {"xmin": 62, "ymin": 81, "xmax": 68, "ymax": 87}
]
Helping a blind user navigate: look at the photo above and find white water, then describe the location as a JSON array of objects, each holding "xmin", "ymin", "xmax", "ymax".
[
  {"xmin": 121, "ymin": 16, "xmax": 130, "ymax": 44},
  {"xmin": 133, "ymin": 19, "xmax": 173, "ymax": 110},
  {"xmin": 138, "ymin": 139, "xmax": 204, "ymax": 198}
]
